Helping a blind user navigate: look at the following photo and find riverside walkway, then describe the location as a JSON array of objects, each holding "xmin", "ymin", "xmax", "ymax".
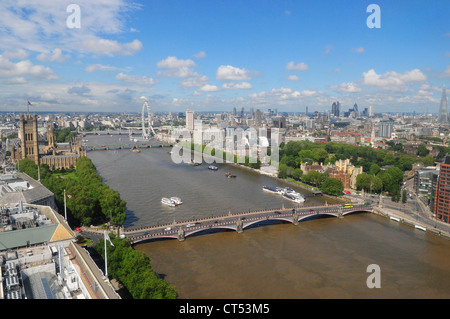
[{"xmin": 125, "ymin": 203, "xmax": 373, "ymax": 244}]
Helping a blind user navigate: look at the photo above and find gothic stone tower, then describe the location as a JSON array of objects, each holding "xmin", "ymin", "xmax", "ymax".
[{"xmin": 19, "ymin": 113, "xmax": 40, "ymax": 164}]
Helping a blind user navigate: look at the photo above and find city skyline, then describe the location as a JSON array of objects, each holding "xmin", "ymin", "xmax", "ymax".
[{"xmin": 0, "ymin": 0, "xmax": 449, "ymax": 114}]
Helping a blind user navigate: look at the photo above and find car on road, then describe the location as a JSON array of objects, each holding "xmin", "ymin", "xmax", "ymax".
[
  {"xmin": 186, "ymin": 223, "xmax": 196, "ymax": 227},
  {"xmin": 164, "ymin": 227, "xmax": 172, "ymax": 231}
]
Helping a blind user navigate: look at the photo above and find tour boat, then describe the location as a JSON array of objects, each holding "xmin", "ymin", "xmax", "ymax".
[
  {"xmin": 262, "ymin": 186, "xmax": 283, "ymax": 194},
  {"xmin": 170, "ymin": 197, "xmax": 183, "ymax": 205},
  {"xmin": 161, "ymin": 197, "xmax": 176, "ymax": 207},
  {"xmin": 282, "ymin": 187, "xmax": 305, "ymax": 203}
]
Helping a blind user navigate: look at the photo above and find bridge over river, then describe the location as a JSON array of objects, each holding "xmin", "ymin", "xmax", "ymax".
[
  {"xmin": 125, "ymin": 203, "xmax": 373, "ymax": 244},
  {"xmin": 85, "ymin": 143, "xmax": 173, "ymax": 152}
]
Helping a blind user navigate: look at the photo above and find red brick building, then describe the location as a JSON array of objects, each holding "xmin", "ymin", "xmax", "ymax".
[
  {"xmin": 329, "ymin": 170, "xmax": 350, "ymax": 189},
  {"xmin": 434, "ymin": 157, "xmax": 450, "ymax": 224}
]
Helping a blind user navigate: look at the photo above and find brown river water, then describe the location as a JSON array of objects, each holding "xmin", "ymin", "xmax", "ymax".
[{"xmin": 87, "ymin": 135, "xmax": 450, "ymax": 298}]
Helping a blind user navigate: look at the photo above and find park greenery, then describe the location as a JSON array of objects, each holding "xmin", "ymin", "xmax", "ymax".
[
  {"xmin": 277, "ymin": 140, "xmax": 438, "ymax": 200},
  {"xmin": 17, "ymin": 156, "xmax": 127, "ymax": 226},
  {"xmin": 94, "ymin": 234, "xmax": 177, "ymax": 299}
]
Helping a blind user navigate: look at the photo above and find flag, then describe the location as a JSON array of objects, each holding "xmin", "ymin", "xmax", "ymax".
[
  {"xmin": 67, "ymin": 194, "xmax": 72, "ymax": 198},
  {"xmin": 104, "ymin": 231, "xmax": 114, "ymax": 246},
  {"xmin": 27, "ymin": 101, "xmax": 32, "ymax": 105}
]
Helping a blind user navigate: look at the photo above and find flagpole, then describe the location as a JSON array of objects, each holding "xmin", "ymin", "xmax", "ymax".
[
  {"xmin": 64, "ymin": 189, "xmax": 67, "ymax": 221},
  {"xmin": 104, "ymin": 231, "xmax": 108, "ymax": 278}
]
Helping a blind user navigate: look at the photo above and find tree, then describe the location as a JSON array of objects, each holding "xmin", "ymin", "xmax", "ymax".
[
  {"xmin": 421, "ymin": 155, "xmax": 435, "ymax": 167},
  {"xmin": 94, "ymin": 234, "xmax": 177, "ymax": 299},
  {"xmin": 301, "ymin": 171, "xmax": 322, "ymax": 186},
  {"xmin": 371, "ymin": 176, "xmax": 383, "ymax": 194},
  {"xmin": 385, "ymin": 166, "xmax": 404, "ymax": 185},
  {"xmin": 402, "ymin": 189, "xmax": 407, "ymax": 204},
  {"xmin": 390, "ymin": 185, "xmax": 401, "ymax": 202},
  {"xmin": 417, "ymin": 143, "xmax": 429, "ymax": 157},
  {"xmin": 368, "ymin": 163, "xmax": 381, "ymax": 176},
  {"xmin": 292, "ymin": 168, "xmax": 303, "ymax": 180},
  {"xmin": 321, "ymin": 178, "xmax": 344, "ymax": 196},
  {"xmin": 312, "ymin": 148, "xmax": 328, "ymax": 164},
  {"xmin": 278, "ymin": 163, "xmax": 288, "ymax": 179},
  {"xmin": 356, "ymin": 173, "xmax": 372, "ymax": 191}
]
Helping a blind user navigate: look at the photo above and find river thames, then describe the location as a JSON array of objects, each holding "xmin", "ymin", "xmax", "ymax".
[{"xmin": 87, "ymin": 134, "xmax": 450, "ymax": 298}]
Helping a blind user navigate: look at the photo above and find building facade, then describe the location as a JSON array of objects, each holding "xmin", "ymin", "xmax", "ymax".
[
  {"xmin": 415, "ymin": 167, "xmax": 439, "ymax": 209},
  {"xmin": 434, "ymin": 157, "xmax": 450, "ymax": 224},
  {"xmin": 11, "ymin": 113, "xmax": 86, "ymax": 170}
]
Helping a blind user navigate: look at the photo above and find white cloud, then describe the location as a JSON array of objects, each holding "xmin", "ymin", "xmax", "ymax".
[
  {"xmin": 80, "ymin": 38, "xmax": 142, "ymax": 56},
  {"xmin": 85, "ymin": 64, "xmax": 128, "ymax": 73},
  {"xmin": 180, "ymin": 74, "xmax": 209, "ymax": 88},
  {"xmin": 2, "ymin": 49, "xmax": 29, "ymax": 60},
  {"xmin": 287, "ymin": 75, "xmax": 300, "ymax": 81},
  {"xmin": 36, "ymin": 48, "xmax": 70, "ymax": 62},
  {"xmin": 0, "ymin": 55, "xmax": 57, "ymax": 81},
  {"xmin": 0, "ymin": 1, "xmax": 143, "ymax": 56},
  {"xmin": 352, "ymin": 47, "xmax": 366, "ymax": 53},
  {"xmin": 116, "ymin": 73, "xmax": 154, "ymax": 85},
  {"xmin": 222, "ymin": 82, "xmax": 253, "ymax": 89},
  {"xmin": 199, "ymin": 84, "xmax": 220, "ymax": 92},
  {"xmin": 157, "ymin": 56, "xmax": 197, "ymax": 78},
  {"xmin": 216, "ymin": 65, "xmax": 252, "ymax": 81},
  {"xmin": 330, "ymin": 82, "xmax": 362, "ymax": 93},
  {"xmin": 362, "ymin": 68, "xmax": 427, "ymax": 91},
  {"xmin": 193, "ymin": 51, "xmax": 206, "ymax": 59},
  {"xmin": 157, "ymin": 56, "xmax": 196, "ymax": 69},
  {"xmin": 286, "ymin": 61, "xmax": 308, "ymax": 71}
]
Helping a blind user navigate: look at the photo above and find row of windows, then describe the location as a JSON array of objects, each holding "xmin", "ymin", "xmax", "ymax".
[{"xmin": 23, "ymin": 133, "xmax": 35, "ymax": 141}]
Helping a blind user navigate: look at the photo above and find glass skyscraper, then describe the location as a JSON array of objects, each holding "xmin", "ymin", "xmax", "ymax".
[{"xmin": 439, "ymin": 86, "xmax": 448, "ymax": 123}]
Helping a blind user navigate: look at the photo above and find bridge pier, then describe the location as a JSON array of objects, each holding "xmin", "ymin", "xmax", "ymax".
[
  {"xmin": 292, "ymin": 212, "xmax": 299, "ymax": 225},
  {"xmin": 338, "ymin": 208, "xmax": 344, "ymax": 219},
  {"xmin": 236, "ymin": 219, "xmax": 244, "ymax": 233},
  {"xmin": 178, "ymin": 228, "xmax": 185, "ymax": 241}
]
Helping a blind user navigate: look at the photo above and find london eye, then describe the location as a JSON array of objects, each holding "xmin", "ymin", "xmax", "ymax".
[{"xmin": 141, "ymin": 98, "xmax": 155, "ymax": 139}]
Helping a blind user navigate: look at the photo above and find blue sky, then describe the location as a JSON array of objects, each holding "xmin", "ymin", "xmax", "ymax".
[{"xmin": 0, "ymin": 0, "xmax": 448, "ymax": 114}]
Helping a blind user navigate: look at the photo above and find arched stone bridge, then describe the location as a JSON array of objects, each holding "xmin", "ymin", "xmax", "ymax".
[{"xmin": 126, "ymin": 203, "xmax": 373, "ymax": 244}]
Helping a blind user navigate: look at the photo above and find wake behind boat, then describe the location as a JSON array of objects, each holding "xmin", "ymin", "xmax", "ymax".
[{"xmin": 282, "ymin": 192, "xmax": 305, "ymax": 203}]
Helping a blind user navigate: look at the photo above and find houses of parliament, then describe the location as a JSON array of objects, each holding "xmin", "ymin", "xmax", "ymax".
[{"xmin": 10, "ymin": 113, "xmax": 86, "ymax": 170}]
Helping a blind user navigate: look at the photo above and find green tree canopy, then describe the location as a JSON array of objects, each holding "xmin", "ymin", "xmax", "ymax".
[{"xmin": 321, "ymin": 178, "xmax": 344, "ymax": 196}]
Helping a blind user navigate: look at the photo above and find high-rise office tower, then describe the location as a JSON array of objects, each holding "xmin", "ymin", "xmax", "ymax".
[
  {"xmin": 331, "ymin": 101, "xmax": 340, "ymax": 117},
  {"xmin": 186, "ymin": 109, "xmax": 194, "ymax": 131},
  {"xmin": 439, "ymin": 86, "xmax": 448, "ymax": 123}
]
